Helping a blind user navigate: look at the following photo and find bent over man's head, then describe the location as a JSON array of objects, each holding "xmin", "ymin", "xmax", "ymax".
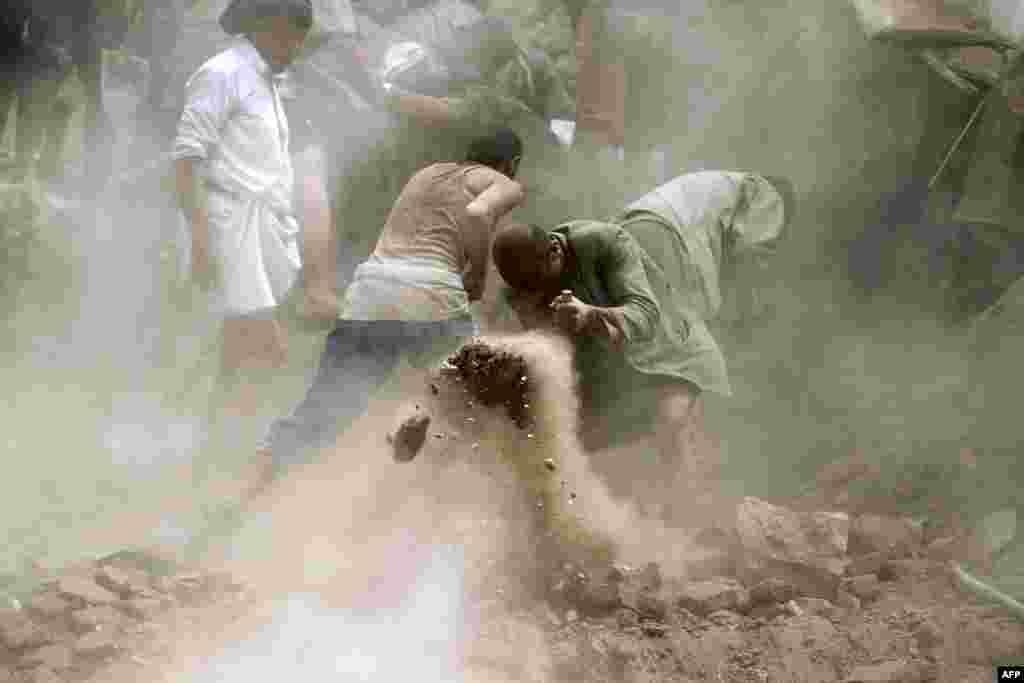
[{"xmin": 492, "ymin": 222, "xmax": 565, "ymax": 291}]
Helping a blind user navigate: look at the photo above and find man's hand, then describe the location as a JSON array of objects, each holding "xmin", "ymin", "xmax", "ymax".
[{"xmin": 550, "ymin": 290, "xmax": 596, "ymax": 336}]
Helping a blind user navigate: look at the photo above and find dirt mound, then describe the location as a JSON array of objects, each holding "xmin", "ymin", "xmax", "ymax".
[{"xmin": 446, "ymin": 340, "xmax": 536, "ymax": 430}]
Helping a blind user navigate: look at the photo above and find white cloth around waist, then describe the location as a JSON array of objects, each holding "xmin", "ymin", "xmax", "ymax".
[{"xmin": 341, "ymin": 255, "xmax": 470, "ymax": 322}]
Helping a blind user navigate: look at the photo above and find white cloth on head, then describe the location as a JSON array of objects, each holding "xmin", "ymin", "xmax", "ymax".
[
  {"xmin": 620, "ymin": 170, "xmax": 786, "ymax": 319},
  {"xmin": 173, "ymin": 39, "xmax": 302, "ymax": 317}
]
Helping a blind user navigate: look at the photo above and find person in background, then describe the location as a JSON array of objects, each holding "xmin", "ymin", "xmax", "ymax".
[
  {"xmin": 252, "ymin": 128, "xmax": 524, "ymax": 495},
  {"xmin": 172, "ymin": 0, "xmax": 314, "ymax": 427}
]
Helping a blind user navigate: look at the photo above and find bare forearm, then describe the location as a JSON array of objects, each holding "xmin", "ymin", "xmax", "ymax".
[
  {"xmin": 386, "ymin": 90, "xmax": 458, "ymax": 127},
  {"xmin": 466, "ymin": 179, "xmax": 525, "ymax": 224},
  {"xmin": 174, "ymin": 157, "xmax": 211, "ymax": 266}
]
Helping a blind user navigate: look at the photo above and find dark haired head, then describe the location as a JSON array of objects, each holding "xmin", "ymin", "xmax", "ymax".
[
  {"xmin": 220, "ymin": 0, "xmax": 314, "ymax": 35},
  {"xmin": 466, "ymin": 128, "xmax": 523, "ymax": 178},
  {"xmin": 492, "ymin": 223, "xmax": 552, "ymax": 290}
]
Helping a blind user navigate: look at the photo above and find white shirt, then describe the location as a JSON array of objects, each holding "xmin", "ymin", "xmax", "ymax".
[{"xmin": 173, "ymin": 39, "xmax": 302, "ymax": 316}]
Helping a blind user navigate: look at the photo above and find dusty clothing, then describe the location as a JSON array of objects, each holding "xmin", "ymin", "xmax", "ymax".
[
  {"xmin": 549, "ymin": 220, "xmax": 732, "ymax": 400},
  {"xmin": 618, "ymin": 171, "xmax": 788, "ymax": 322},
  {"xmin": 173, "ymin": 39, "xmax": 302, "ymax": 316},
  {"xmin": 341, "ymin": 161, "xmax": 495, "ymax": 322}
]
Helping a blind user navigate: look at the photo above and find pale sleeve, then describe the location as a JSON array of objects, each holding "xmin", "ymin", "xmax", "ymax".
[{"xmin": 172, "ymin": 66, "xmax": 236, "ymax": 161}]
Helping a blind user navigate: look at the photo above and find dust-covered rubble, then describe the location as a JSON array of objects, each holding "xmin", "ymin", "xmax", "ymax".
[{"xmin": 0, "ymin": 554, "xmax": 244, "ymax": 682}]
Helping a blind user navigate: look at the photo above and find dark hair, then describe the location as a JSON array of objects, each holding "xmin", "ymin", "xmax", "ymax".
[
  {"xmin": 492, "ymin": 222, "xmax": 551, "ymax": 290},
  {"xmin": 221, "ymin": 0, "xmax": 314, "ymax": 35},
  {"xmin": 466, "ymin": 128, "xmax": 523, "ymax": 171},
  {"xmin": 764, "ymin": 175, "xmax": 797, "ymax": 230}
]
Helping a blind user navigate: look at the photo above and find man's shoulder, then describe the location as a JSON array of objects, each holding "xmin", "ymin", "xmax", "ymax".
[
  {"xmin": 560, "ymin": 220, "xmax": 625, "ymax": 255},
  {"xmin": 192, "ymin": 42, "xmax": 258, "ymax": 82}
]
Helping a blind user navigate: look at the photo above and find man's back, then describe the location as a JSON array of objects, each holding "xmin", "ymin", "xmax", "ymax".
[{"xmin": 373, "ymin": 161, "xmax": 482, "ymax": 273}]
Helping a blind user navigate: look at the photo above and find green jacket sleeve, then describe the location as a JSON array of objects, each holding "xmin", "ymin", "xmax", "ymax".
[{"xmin": 594, "ymin": 227, "xmax": 660, "ymax": 345}]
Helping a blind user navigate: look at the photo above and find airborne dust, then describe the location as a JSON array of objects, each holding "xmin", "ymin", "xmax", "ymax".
[{"xmin": 2, "ymin": 0, "xmax": 1023, "ymax": 681}]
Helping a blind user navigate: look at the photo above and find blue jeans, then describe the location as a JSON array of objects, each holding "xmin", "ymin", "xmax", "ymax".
[{"xmin": 263, "ymin": 316, "xmax": 476, "ymax": 472}]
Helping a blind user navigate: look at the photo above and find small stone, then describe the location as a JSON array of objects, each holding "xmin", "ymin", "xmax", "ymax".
[
  {"xmin": 19, "ymin": 643, "xmax": 73, "ymax": 671},
  {"xmin": 118, "ymin": 598, "xmax": 166, "ymax": 621},
  {"xmin": 750, "ymin": 578, "xmax": 799, "ymax": 606},
  {"xmin": 912, "ymin": 619, "xmax": 943, "ymax": 653},
  {"xmin": 391, "ymin": 409, "xmax": 431, "ymax": 463},
  {"xmin": 24, "ymin": 668, "xmax": 61, "ymax": 683},
  {"xmin": 846, "ymin": 574, "xmax": 882, "ymax": 603},
  {"xmin": 73, "ymin": 630, "xmax": 119, "ymax": 657},
  {"xmin": 0, "ymin": 609, "xmax": 52, "ymax": 650},
  {"xmin": 70, "ymin": 605, "xmax": 124, "ymax": 633},
  {"xmin": 848, "ymin": 515, "xmax": 922, "ymax": 557},
  {"xmin": 844, "ymin": 660, "xmax": 924, "ymax": 682},
  {"xmin": 543, "ymin": 458, "xmax": 556, "ymax": 472},
  {"xmin": 835, "ymin": 590, "xmax": 861, "ymax": 611},
  {"xmin": 677, "ymin": 579, "xmax": 750, "ymax": 617},
  {"xmin": 565, "ymin": 609, "xmax": 578, "ymax": 623},
  {"xmin": 706, "ymin": 609, "xmax": 743, "ymax": 628},
  {"xmin": 793, "ymin": 597, "xmax": 838, "ymax": 620},
  {"xmin": 24, "ymin": 593, "xmax": 69, "ymax": 621},
  {"xmin": 878, "ymin": 558, "xmax": 926, "ymax": 582},
  {"xmin": 58, "ymin": 576, "xmax": 118, "ymax": 606},
  {"xmin": 846, "ymin": 551, "xmax": 887, "ymax": 577}
]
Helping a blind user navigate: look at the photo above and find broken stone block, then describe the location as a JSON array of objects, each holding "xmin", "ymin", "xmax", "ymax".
[
  {"xmin": 69, "ymin": 606, "xmax": 125, "ymax": 633},
  {"xmin": 844, "ymin": 660, "xmax": 924, "ymax": 683},
  {"xmin": 0, "ymin": 609, "xmax": 52, "ymax": 650},
  {"xmin": 18, "ymin": 643, "xmax": 72, "ymax": 671},
  {"xmin": 57, "ymin": 577, "xmax": 118, "ymax": 607},
  {"xmin": 848, "ymin": 514, "xmax": 922, "ymax": 557},
  {"xmin": 793, "ymin": 597, "xmax": 839, "ymax": 620},
  {"xmin": 24, "ymin": 593, "xmax": 69, "ymax": 621},
  {"xmin": 846, "ymin": 574, "xmax": 882, "ymax": 603},
  {"xmin": 390, "ymin": 406, "xmax": 431, "ymax": 463},
  {"xmin": 749, "ymin": 578, "xmax": 799, "ymax": 606},
  {"xmin": 735, "ymin": 497, "xmax": 849, "ymax": 600},
  {"xmin": 878, "ymin": 558, "xmax": 928, "ymax": 582},
  {"xmin": 73, "ymin": 630, "xmax": 119, "ymax": 658},
  {"xmin": 676, "ymin": 579, "xmax": 750, "ymax": 617}
]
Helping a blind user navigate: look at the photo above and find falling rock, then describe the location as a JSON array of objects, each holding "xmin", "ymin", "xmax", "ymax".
[
  {"xmin": 676, "ymin": 579, "xmax": 750, "ymax": 617},
  {"xmin": 848, "ymin": 515, "xmax": 922, "ymax": 557},
  {"xmin": 0, "ymin": 609, "xmax": 52, "ymax": 650},
  {"xmin": 24, "ymin": 593, "xmax": 70, "ymax": 621},
  {"xmin": 844, "ymin": 660, "xmax": 924, "ymax": 683},
  {"xmin": 735, "ymin": 497, "xmax": 849, "ymax": 600},
  {"xmin": 390, "ymin": 407, "xmax": 431, "ymax": 463},
  {"xmin": 19, "ymin": 643, "xmax": 73, "ymax": 671},
  {"xmin": 58, "ymin": 576, "xmax": 118, "ymax": 607}
]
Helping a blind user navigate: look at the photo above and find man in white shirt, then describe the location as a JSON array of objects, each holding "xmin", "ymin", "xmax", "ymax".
[{"xmin": 172, "ymin": 0, "xmax": 313, "ymax": 419}]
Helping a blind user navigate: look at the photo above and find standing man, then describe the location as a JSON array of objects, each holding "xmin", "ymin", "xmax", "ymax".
[
  {"xmin": 172, "ymin": 0, "xmax": 313, "ymax": 422},
  {"xmin": 254, "ymin": 129, "xmax": 524, "ymax": 492},
  {"xmin": 491, "ymin": 170, "xmax": 794, "ymax": 517}
]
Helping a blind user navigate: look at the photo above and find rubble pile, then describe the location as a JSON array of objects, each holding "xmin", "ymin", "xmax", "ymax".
[
  {"xmin": 521, "ymin": 495, "xmax": 1024, "ymax": 683},
  {"xmin": 0, "ymin": 555, "xmax": 245, "ymax": 683}
]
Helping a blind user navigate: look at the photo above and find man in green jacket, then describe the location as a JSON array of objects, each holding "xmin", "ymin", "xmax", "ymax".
[{"xmin": 491, "ymin": 170, "xmax": 795, "ymax": 511}]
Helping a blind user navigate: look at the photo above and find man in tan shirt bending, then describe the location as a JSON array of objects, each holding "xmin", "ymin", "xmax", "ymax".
[{"xmin": 253, "ymin": 127, "xmax": 525, "ymax": 489}]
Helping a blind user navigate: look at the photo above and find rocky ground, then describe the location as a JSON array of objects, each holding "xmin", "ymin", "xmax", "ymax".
[{"xmin": 3, "ymin": 339, "xmax": 1022, "ymax": 683}]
